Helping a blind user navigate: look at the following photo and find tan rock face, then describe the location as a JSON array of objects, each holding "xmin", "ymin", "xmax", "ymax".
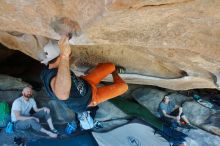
[{"xmin": 0, "ymin": 0, "xmax": 220, "ymax": 90}]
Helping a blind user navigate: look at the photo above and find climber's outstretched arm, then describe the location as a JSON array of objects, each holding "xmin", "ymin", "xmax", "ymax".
[{"xmin": 50, "ymin": 36, "xmax": 72, "ymax": 100}]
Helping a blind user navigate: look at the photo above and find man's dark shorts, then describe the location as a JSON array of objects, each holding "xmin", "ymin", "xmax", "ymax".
[
  {"xmin": 161, "ymin": 107, "xmax": 185, "ymax": 123},
  {"xmin": 170, "ymin": 108, "xmax": 184, "ymax": 117}
]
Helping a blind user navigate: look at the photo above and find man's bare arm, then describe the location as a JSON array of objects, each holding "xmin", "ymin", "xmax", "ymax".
[
  {"xmin": 14, "ymin": 110, "xmax": 38, "ymax": 121},
  {"xmin": 51, "ymin": 36, "xmax": 72, "ymax": 100},
  {"xmin": 51, "ymin": 56, "xmax": 71, "ymax": 100},
  {"xmin": 33, "ymin": 105, "xmax": 46, "ymax": 113}
]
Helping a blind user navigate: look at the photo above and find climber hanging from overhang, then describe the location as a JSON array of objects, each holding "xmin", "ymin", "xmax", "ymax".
[{"xmin": 39, "ymin": 17, "xmax": 128, "ymax": 129}]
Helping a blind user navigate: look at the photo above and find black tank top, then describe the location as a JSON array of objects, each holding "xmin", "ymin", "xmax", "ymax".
[{"xmin": 40, "ymin": 67, "xmax": 92, "ymax": 112}]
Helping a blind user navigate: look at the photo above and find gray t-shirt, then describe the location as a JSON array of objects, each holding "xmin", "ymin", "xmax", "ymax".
[
  {"xmin": 158, "ymin": 101, "xmax": 175, "ymax": 117},
  {"xmin": 11, "ymin": 96, "xmax": 37, "ymax": 122}
]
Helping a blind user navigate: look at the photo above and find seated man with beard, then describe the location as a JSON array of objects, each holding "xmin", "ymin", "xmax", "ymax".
[{"xmin": 11, "ymin": 87, "xmax": 57, "ymax": 138}]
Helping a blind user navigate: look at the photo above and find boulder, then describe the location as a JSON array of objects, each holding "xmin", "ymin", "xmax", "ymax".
[
  {"xmin": 0, "ymin": 74, "xmax": 30, "ymax": 90},
  {"xmin": 95, "ymin": 101, "xmax": 128, "ymax": 121},
  {"xmin": 132, "ymin": 87, "xmax": 192, "ymax": 114},
  {"xmin": 48, "ymin": 100, "xmax": 75, "ymax": 124},
  {"xmin": 182, "ymin": 127, "xmax": 220, "ymax": 146},
  {"xmin": 131, "ymin": 87, "xmax": 167, "ymax": 115},
  {"xmin": 94, "ymin": 101, "xmax": 129, "ymax": 132},
  {"xmin": 0, "ymin": 74, "xmax": 30, "ymax": 104},
  {"xmin": 169, "ymin": 93, "xmax": 192, "ymax": 105},
  {"xmin": 132, "ymin": 87, "xmax": 220, "ymax": 136},
  {"xmin": 182, "ymin": 101, "xmax": 213, "ymax": 125},
  {"xmin": 0, "ymin": 0, "xmax": 220, "ymax": 90},
  {"xmin": 183, "ymin": 101, "xmax": 220, "ymax": 135},
  {"xmin": 0, "ymin": 91, "xmax": 21, "ymax": 104}
]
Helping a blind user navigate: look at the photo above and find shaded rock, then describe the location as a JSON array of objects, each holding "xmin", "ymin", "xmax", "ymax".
[
  {"xmin": 33, "ymin": 87, "xmax": 76, "ymax": 124},
  {"xmin": 0, "ymin": 74, "xmax": 31, "ymax": 104},
  {"xmin": 132, "ymin": 87, "xmax": 220, "ymax": 136},
  {"xmin": 180, "ymin": 127, "xmax": 220, "ymax": 146},
  {"xmin": 48, "ymin": 100, "xmax": 75, "ymax": 124},
  {"xmin": 0, "ymin": 44, "xmax": 15, "ymax": 63},
  {"xmin": 182, "ymin": 101, "xmax": 213, "ymax": 125},
  {"xmin": 202, "ymin": 124, "xmax": 220, "ymax": 137},
  {"xmin": 132, "ymin": 87, "xmax": 192, "ymax": 115},
  {"xmin": 131, "ymin": 87, "xmax": 167, "ymax": 115},
  {"xmin": 168, "ymin": 93, "xmax": 192, "ymax": 105},
  {"xmin": 0, "ymin": 91, "xmax": 21, "ymax": 104},
  {"xmin": 183, "ymin": 101, "xmax": 220, "ymax": 135},
  {"xmin": 95, "ymin": 101, "xmax": 128, "ymax": 121},
  {"xmin": 94, "ymin": 101, "xmax": 129, "ymax": 132},
  {"xmin": 208, "ymin": 112, "xmax": 220, "ymax": 127},
  {"xmin": 34, "ymin": 88, "xmax": 51, "ymax": 100},
  {"xmin": 120, "ymin": 84, "xmax": 146, "ymax": 99},
  {"xmin": 0, "ymin": 74, "xmax": 30, "ymax": 90}
]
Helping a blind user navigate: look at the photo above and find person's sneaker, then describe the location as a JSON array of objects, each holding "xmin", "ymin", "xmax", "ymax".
[
  {"xmin": 48, "ymin": 132, "xmax": 58, "ymax": 138},
  {"xmin": 51, "ymin": 129, "xmax": 58, "ymax": 134},
  {"xmin": 115, "ymin": 65, "xmax": 126, "ymax": 74},
  {"xmin": 94, "ymin": 121, "xmax": 103, "ymax": 129},
  {"xmin": 184, "ymin": 123, "xmax": 194, "ymax": 129},
  {"xmin": 14, "ymin": 137, "xmax": 25, "ymax": 145},
  {"xmin": 65, "ymin": 122, "xmax": 77, "ymax": 135}
]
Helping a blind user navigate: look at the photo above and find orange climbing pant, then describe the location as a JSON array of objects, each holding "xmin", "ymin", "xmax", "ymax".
[{"xmin": 81, "ymin": 63, "xmax": 128, "ymax": 106}]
